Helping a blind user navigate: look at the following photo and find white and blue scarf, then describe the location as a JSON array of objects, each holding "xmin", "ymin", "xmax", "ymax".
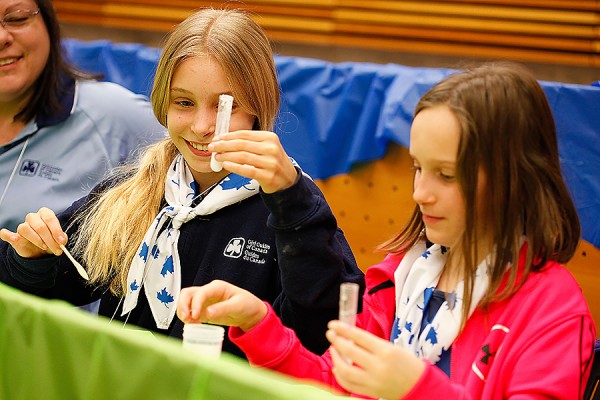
[
  {"xmin": 122, "ymin": 154, "xmax": 259, "ymax": 329},
  {"xmin": 390, "ymin": 241, "xmax": 491, "ymax": 363}
]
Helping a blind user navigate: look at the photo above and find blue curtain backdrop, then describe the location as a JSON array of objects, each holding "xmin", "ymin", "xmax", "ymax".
[{"xmin": 62, "ymin": 39, "xmax": 600, "ymax": 248}]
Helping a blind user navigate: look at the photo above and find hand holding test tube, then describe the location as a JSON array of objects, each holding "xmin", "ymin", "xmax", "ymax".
[{"xmin": 210, "ymin": 94, "xmax": 234, "ymax": 172}]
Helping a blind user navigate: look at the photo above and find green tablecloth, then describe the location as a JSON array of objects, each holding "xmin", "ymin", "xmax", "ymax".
[{"xmin": 0, "ymin": 283, "xmax": 341, "ymax": 399}]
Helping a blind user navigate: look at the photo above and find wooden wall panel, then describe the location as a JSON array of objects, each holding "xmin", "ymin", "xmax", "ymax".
[{"xmin": 53, "ymin": 0, "xmax": 600, "ymax": 67}]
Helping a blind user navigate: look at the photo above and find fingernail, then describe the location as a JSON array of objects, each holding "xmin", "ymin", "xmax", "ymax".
[{"xmin": 58, "ymin": 235, "xmax": 66, "ymax": 244}]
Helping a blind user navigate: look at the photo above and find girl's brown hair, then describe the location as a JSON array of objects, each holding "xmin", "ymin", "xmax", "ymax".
[{"xmin": 380, "ymin": 62, "xmax": 580, "ymax": 321}]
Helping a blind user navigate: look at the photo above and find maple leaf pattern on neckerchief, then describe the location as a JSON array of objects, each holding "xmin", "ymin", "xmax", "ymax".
[
  {"xmin": 123, "ymin": 155, "xmax": 261, "ymax": 330},
  {"xmin": 161, "ymin": 256, "xmax": 174, "ymax": 277},
  {"xmin": 157, "ymin": 288, "xmax": 174, "ymax": 307},
  {"xmin": 446, "ymin": 290, "xmax": 459, "ymax": 311},
  {"xmin": 130, "ymin": 279, "xmax": 140, "ymax": 292},
  {"xmin": 139, "ymin": 242, "xmax": 149, "ymax": 262},
  {"xmin": 188, "ymin": 181, "xmax": 198, "ymax": 199},
  {"xmin": 151, "ymin": 244, "xmax": 160, "ymax": 259},
  {"xmin": 220, "ymin": 174, "xmax": 254, "ymax": 191},
  {"xmin": 425, "ymin": 326, "xmax": 439, "ymax": 345}
]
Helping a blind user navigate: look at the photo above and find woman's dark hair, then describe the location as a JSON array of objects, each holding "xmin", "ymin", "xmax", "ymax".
[{"xmin": 15, "ymin": 0, "xmax": 94, "ymax": 123}]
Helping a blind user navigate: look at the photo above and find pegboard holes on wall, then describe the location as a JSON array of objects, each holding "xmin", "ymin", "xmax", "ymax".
[{"xmin": 316, "ymin": 144, "xmax": 415, "ymax": 270}]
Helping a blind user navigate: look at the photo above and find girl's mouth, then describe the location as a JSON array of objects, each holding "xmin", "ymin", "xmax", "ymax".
[{"xmin": 186, "ymin": 140, "xmax": 211, "ymax": 157}]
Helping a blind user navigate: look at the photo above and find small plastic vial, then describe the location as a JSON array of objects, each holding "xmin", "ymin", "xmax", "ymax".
[
  {"xmin": 339, "ymin": 282, "xmax": 359, "ymax": 326},
  {"xmin": 182, "ymin": 323, "xmax": 225, "ymax": 359},
  {"xmin": 210, "ymin": 94, "xmax": 234, "ymax": 172},
  {"xmin": 338, "ymin": 282, "xmax": 359, "ymax": 364}
]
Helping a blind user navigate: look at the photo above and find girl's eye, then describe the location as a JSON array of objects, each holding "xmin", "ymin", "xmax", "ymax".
[
  {"xmin": 174, "ymin": 100, "xmax": 193, "ymax": 107},
  {"xmin": 440, "ymin": 172, "xmax": 455, "ymax": 181}
]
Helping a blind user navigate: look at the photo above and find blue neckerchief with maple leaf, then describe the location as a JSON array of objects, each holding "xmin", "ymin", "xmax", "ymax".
[
  {"xmin": 122, "ymin": 154, "xmax": 259, "ymax": 329},
  {"xmin": 390, "ymin": 241, "xmax": 491, "ymax": 364}
]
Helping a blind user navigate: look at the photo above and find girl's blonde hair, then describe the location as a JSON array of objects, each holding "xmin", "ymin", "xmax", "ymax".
[{"xmin": 72, "ymin": 8, "xmax": 280, "ymax": 295}]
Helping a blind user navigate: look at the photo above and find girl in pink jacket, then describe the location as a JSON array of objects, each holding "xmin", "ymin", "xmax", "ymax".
[{"xmin": 176, "ymin": 62, "xmax": 596, "ymax": 399}]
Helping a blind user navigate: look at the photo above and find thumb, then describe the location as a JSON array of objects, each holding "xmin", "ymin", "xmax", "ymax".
[
  {"xmin": 0, "ymin": 228, "xmax": 19, "ymax": 244},
  {"xmin": 0, "ymin": 228, "xmax": 48, "ymax": 258}
]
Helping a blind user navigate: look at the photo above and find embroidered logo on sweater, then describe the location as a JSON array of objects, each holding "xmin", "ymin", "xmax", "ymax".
[
  {"xmin": 19, "ymin": 160, "xmax": 39, "ymax": 176},
  {"xmin": 223, "ymin": 237, "xmax": 271, "ymax": 264},
  {"xmin": 19, "ymin": 159, "xmax": 62, "ymax": 181},
  {"xmin": 224, "ymin": 238, "xmax": 245, "ymax": 258}
]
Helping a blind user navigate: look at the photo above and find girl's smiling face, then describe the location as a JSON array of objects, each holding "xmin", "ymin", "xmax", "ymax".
[{"xmin": 167, "ymin": 55, "xmax": 255, "ymax": 184}]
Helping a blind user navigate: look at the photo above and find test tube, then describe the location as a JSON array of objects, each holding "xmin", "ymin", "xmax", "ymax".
[
  {"xmin": 339, "ymin": 282, "xmax": 359, "ymax": 326},
  {"xmin": 210, "ymin": 94, "xmax": 234, "ymax": 172},
  {"xmin": 338, "ymin": 282, "xmax": 359, "ymax": 364}
]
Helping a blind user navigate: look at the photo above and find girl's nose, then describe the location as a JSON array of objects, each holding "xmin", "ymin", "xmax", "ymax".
[
  {"xmin": 190, "ymin": 107, "xmax": 217, "ymax": 138},
  {"xmin": 412, "ymin": 173, "xmax": 435, "ymax": 205}
]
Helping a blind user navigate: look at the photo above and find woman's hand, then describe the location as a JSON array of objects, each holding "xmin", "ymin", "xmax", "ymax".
[
  {"xmin": 0, "ymin": 207, "xmax": 67, "ymax": 259},
  {"xmin": 326, "ymin": 321, "xmax": 426, "ymax": 399},
  {"xmin": 208, "ymin": 130, "xmax": 298, "ymax": 194},
  {"xmin": 177, "ymin": 280, "xmax": 268, "ymax": 332}
]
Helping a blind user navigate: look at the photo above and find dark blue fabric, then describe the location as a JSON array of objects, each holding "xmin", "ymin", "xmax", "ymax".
[
  {"xmin": 61, "ymin": 39, "xmax": 600, "ymax": 248},
  {"xmin": 420, "ymin": 289, "xmax": 451, "ymax": 376}
]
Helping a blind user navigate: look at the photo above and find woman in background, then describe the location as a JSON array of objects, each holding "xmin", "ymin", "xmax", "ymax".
[{"xmin": 0, "ymin": 0, "xmax": 164, "ymax": 230}]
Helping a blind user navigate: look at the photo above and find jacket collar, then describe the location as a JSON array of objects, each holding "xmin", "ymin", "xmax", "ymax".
[{"xmin": 366, "ymin": 253, "xmax": 403, "ymax": 291}]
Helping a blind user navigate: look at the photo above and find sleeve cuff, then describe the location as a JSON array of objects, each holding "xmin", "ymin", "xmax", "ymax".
[
  {"xmin": 229, "ymin": 302, "xmax": 298, "ymax": 368},
  {"xmin": 260, "ymin": 168, "xmax": 323, "ymax": 230},
  {"xmin": 7, "ymin": 247, "xmax": 58, "ymax": 288}
]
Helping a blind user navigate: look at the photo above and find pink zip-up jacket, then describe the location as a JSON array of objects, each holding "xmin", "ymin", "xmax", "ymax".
[{"xmin": 231, "ymin": 248, "xmax": 596, "ymax": 399}]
